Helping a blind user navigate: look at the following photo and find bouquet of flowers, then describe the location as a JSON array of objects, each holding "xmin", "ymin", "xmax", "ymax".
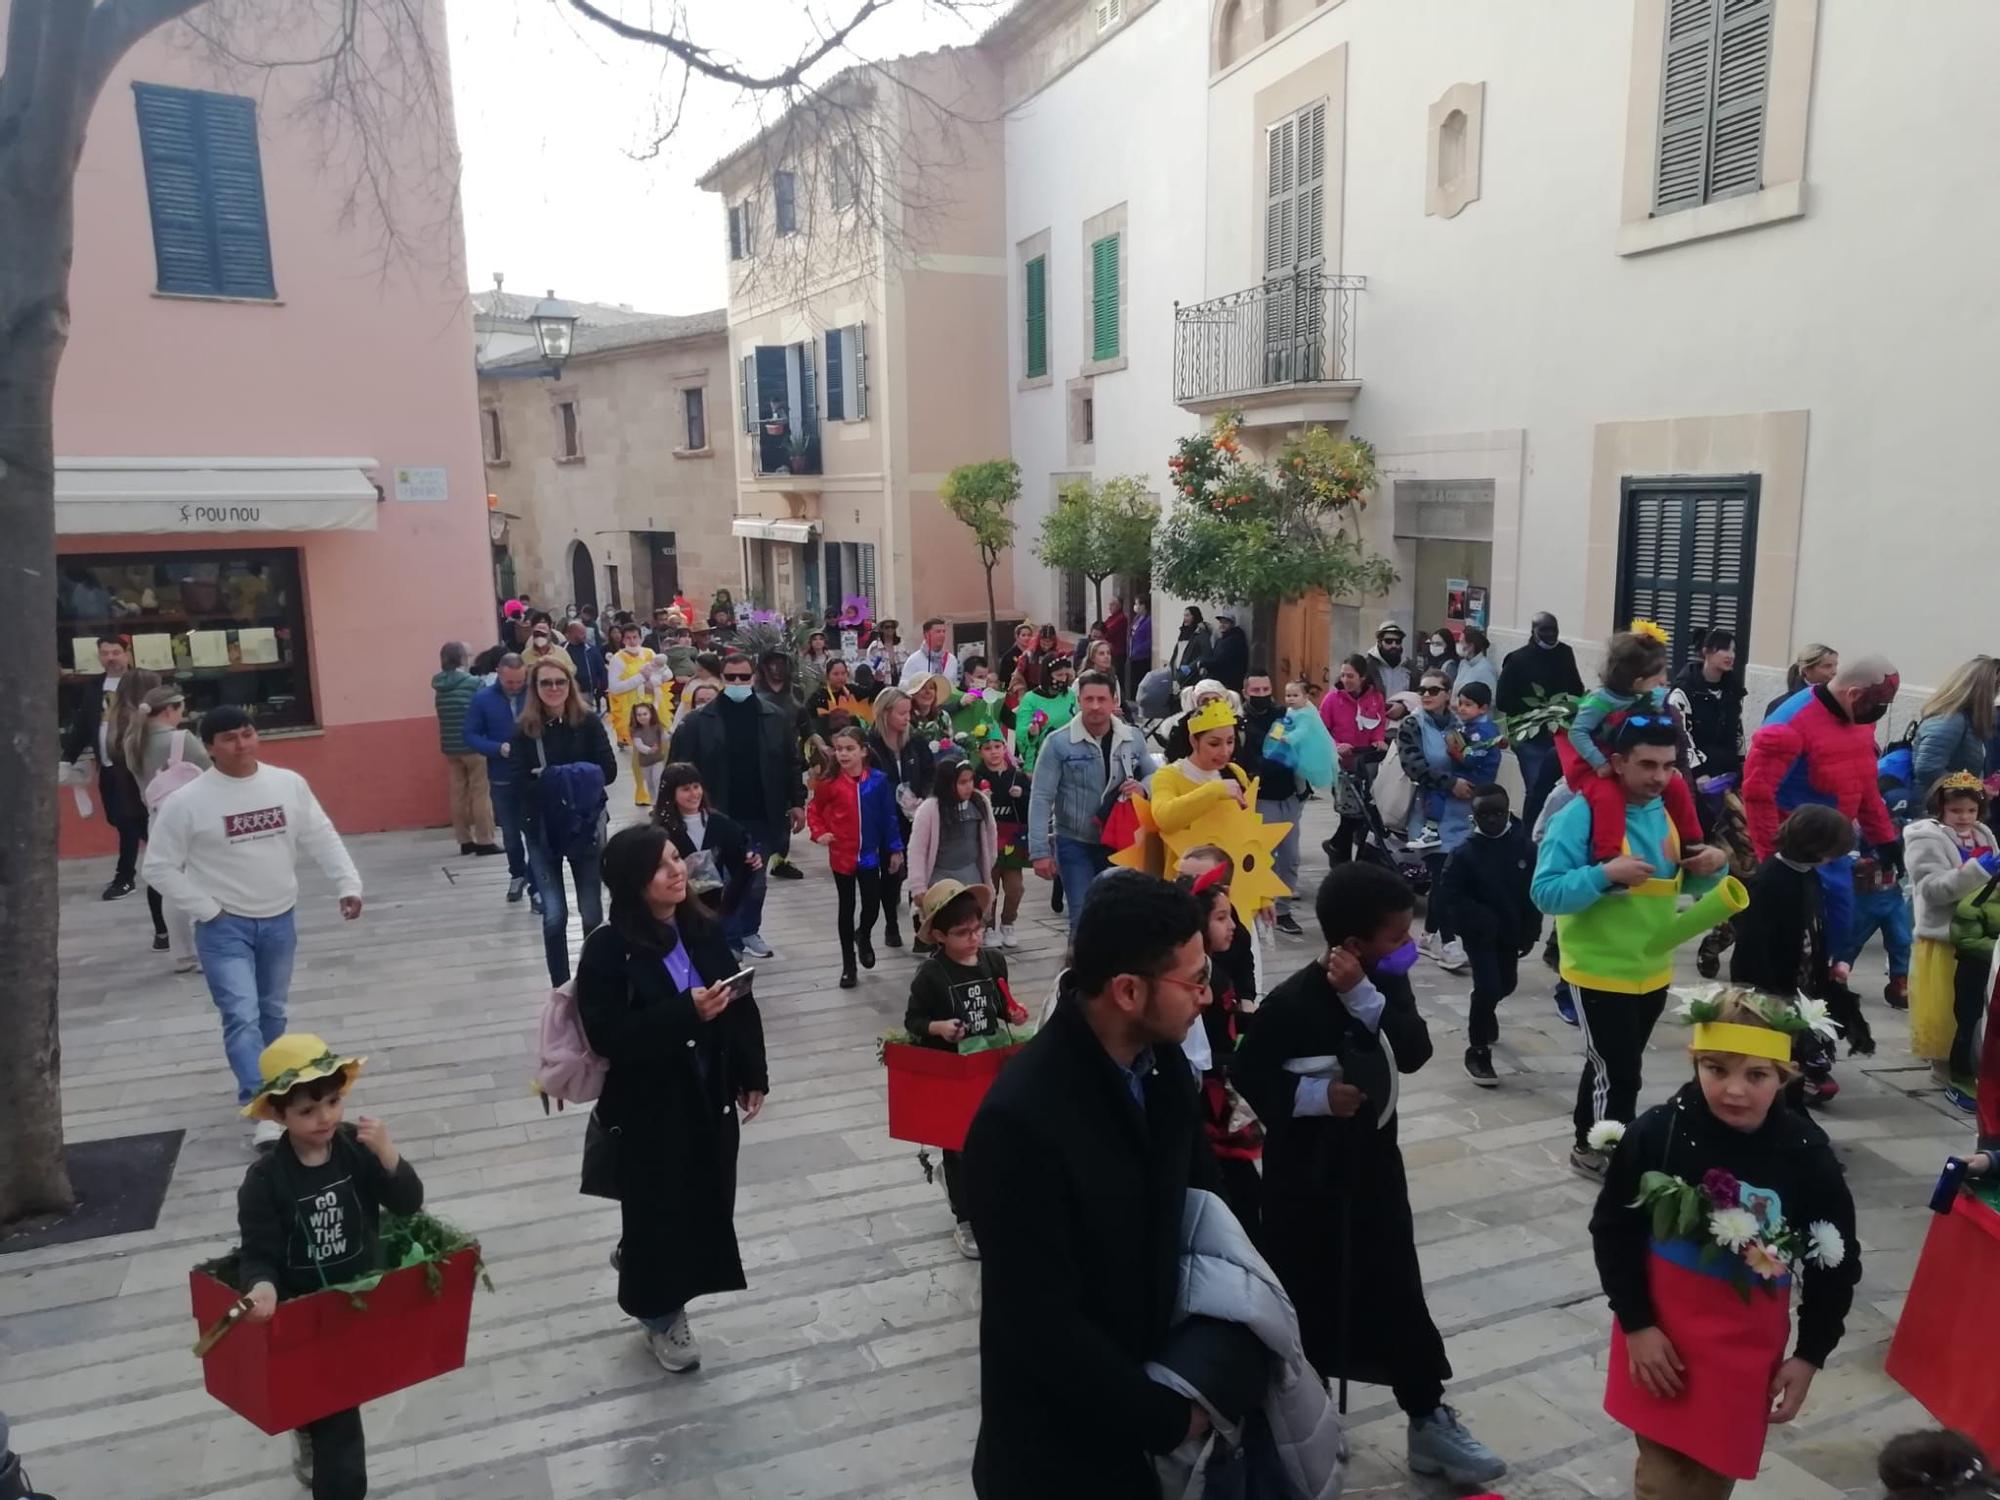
[{"xmin": 1618, "ymin": 1162, "xmax": 1846, "ymax": 1298}]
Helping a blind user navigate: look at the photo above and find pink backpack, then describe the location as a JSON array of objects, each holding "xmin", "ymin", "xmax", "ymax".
[
  {"xmin": 144, "ymin": 732, "xmax": 203, "ymax": 812},
  {"xmin": 533, "ymin": 979, "xmax": 607, "ymax": 1109}
]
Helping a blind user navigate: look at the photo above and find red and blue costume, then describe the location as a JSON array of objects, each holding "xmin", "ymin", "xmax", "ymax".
[{"xmin": 806, "ymin": 768, "xmax": 903, "ymax": 873}]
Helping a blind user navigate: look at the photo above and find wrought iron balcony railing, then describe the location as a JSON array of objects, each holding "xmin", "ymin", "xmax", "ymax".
[{"xmin": 1173, "ymin": 270, "xmax": 1365, "ymax": 407}]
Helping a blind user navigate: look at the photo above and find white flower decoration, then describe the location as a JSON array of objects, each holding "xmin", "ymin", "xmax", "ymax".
[
  {"xmin": 1793, "ymin": 994, "xmax": 1841, "ymax": 1041},
  {"xmin": 1806, "ymin": 1220, "xmax": 1846, "ymax": 1268},
  {"xmin": 1585, "ymin": 1120, "xmax": 1626, "ymax": 1154},
  {"xmin": 1708, "ymin": 1206, "xmax": 1761, "ymax": 1252}
]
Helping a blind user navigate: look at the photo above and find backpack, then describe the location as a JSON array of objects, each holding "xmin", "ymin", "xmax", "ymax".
[
  {"xmin": 534, "ymin": 736, "xmax": 607, "ymax": 852},
  {"xmin": 144, "ymin": 732, "xmax": 203, "ymax": 812},
  {"xmin": 533, "ymin": 979, "xmax": 607, "ymax": 1109}
]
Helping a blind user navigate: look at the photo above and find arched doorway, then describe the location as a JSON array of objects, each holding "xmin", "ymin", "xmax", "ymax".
[{"xmin": 568, "ymin": 539, "xmax": 597, "ymax": 612}]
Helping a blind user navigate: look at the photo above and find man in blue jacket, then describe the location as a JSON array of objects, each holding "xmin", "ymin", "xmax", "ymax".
[{"xmin": 466, "ymin": 653, "xmax": 537, "ymax": 907}]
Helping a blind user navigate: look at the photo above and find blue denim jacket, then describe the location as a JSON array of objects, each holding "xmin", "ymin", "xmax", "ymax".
[{"xmin": 1027, "ymin": 714, "xmax": 1159, "ymax": 859}]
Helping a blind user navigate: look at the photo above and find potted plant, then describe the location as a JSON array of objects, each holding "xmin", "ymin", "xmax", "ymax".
[
  {"xmin": 762, "ymin": 404, "xmax": 788, "ymax": 438},
  {"xmin": 786, "ymin": 430, "xmax": 812, "ymax": 473}
]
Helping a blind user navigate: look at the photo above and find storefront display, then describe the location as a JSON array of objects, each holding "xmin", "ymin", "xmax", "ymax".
[{"xmin": 58, "ymin": 549, "xmax": 314, "ymax": 731}]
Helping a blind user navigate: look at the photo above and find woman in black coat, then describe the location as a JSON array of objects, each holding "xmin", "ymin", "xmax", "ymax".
[
  {"xmin": 512, "ymin": 655, "xmax": 619, "ymax": 985},
  {"xmin": 651, "ymin": 760, "xmax": 762, "ymax": 927},
  {"xmin": 577, "ymin": 824, "xmax": 768, "ymax": 1373}
]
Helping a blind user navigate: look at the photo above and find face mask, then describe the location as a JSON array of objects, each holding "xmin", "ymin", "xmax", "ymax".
[
  {"xmin": 1245, "ymin": 693, "xmax": 1272, "ymax": 709},
  {"xmin": 723, "ymin": 684, "xmax": 753, "ymax": 702},
  {"xmin": 1372, "ymin": 938, "xmax": 1421, "ymax": 977},
  {"xmin": 1852, "ymin": 701, "xmax": 1890, "ymax": 725}
]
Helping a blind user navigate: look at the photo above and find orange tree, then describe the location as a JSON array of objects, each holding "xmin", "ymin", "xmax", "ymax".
[{"xmin": 1154, "ymin": 413, "xmax": 1395, "ymax": 646}]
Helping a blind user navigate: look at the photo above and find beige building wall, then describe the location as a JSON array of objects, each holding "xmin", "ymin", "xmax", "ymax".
[{"xmin": 479, "ymin": 331, "xmax": 737, "ymax": 616}]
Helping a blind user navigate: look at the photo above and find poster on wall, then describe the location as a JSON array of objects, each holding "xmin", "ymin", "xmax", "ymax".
[
  {"xmin": 1464, "ymin": 586, "xmax": 1489, "ymax": 630},
  {"xmin": 1445, "ymin": 579, "xmax": 1470, "ymax": 623}
]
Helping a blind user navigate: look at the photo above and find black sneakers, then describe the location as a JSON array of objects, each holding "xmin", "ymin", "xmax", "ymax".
[
  {"xmin": 101, "ymin": 877, "xmax": 135, "ymax": 901},
  {"xmin": 1463, "ymin": 1047, "xmax": 1498, "ymax": 1087}
]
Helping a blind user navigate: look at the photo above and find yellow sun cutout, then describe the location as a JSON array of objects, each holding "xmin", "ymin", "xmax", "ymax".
[{"xmin": 1109, "ymin": 777, "xmax": 1294, "ymax": 923}]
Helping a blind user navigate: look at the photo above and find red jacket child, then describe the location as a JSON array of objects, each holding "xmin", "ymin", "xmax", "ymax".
[{"xmin": 806, "ymin": 767, "xmax": 903, "ymax": 875}]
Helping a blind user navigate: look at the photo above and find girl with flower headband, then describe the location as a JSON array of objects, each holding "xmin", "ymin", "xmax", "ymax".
[
  {"xmin": 1906, "ymin": 770, "xmax": 1999, "ymax": 1097},
  {"xmin": 1589, "ymin": 985, "xmax": 1861, "ymax": 1493},
  {"xmin": 1558, "ymin": 622, "xmax": 1706, "ymax": 864}
]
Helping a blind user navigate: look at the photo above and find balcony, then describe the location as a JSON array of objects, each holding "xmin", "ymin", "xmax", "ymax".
[
  {"xmin": 1173, "ymin": 270, "xmax": 1365, "ymax": 426},
  {"xmin": 752, "ymin": 416, "xmax": 822, "ymax": 481}
]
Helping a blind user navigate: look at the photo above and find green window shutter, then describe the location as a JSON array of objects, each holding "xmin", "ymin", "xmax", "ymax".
[
  {"xmin": 1090, "ymin": 234, "xmax": 1120, "ymax": 362},
  {"xmin": 1024, "ymin": 255, "xmax": 1048, "ymax": 378}
]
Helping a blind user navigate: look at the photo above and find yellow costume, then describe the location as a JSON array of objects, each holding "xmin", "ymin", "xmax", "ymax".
[{"xmin": 608, "ymin": 646, "xmax": 669, "ymax": 747}]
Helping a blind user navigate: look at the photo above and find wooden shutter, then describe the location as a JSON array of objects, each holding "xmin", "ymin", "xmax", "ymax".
[
  {"xmin": 201, "ymin": 93, "xmax": 275, "ymax": 298},
  {"xmin": 774, "ymin": 171, "xmax": 797, "ymax": 234},
  {"xmin": 859, "ymin": 543, "xmax": 878, "ymax": 609},
  {"xmin": 1295, "ymin": 102, "xmax": 1326, "ymax": 268},
  {"xmin": 1091, "ymin": 234, "xmax": 1120, "ymax": 362},
  {"xmin": 1263, "ymin": 114, "xmax": 1297, "ymax": 277},
  {"xmin": 134, "ymin": 85, "xmax": 274, "ymax": 299},
  {"xmin": 825, "ymin": 329, "xmax": 845, "ymax": 421},
  {"xmin": 728, "ymin": 205, "xmax": 743, "ymax": 259},
  {"xmin": 740, "ymin": 354, "xmax": 756, "ymax": 432},
  {"xmin": 1708, "ymin": 0, "xmax": 1772, "ymax": 200},
  {"xmin": 1024, "ymin": 256, "xmax": 1048, "ymax": 379},
  {"xmin": 852, "ymin": 323, "xmax": 868, "ymax": 419},
  {"xmin": 1654, "ymin": 0, "xmax": 1717, "ymax": 214},
  {"xmin": 1616, "ymin": 477, "xmax": 1759, "ymax": 669}
]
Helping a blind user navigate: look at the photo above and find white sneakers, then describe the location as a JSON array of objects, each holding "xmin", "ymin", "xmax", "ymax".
[
  {"xmin": 998, "ymin": 924, "xmax": 1017, "ymax": 949},
  {"xmin": 645, "ymin": 1308, "xmax": 700, "ymax": 1372},
  {"xmin": 251, "ymin": 1119, "xmax": 283, "ymax": 1149},
  {"xmin": 953, "ymin": 1221, "xmax": 981, "ymax": 1259},
  {"xmin": 1420, "ymin": 932, "xmax": 1469, "ymax": 973}
]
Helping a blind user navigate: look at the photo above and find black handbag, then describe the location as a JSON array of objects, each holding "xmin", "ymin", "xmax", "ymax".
[{"xmin": 580, "ymin": 1108, "xmax": 620, "ymax": 1200}]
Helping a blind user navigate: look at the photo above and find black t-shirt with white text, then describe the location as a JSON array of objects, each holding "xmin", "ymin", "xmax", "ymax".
[
  {"xmin": 235, "ymin": 1123, "xmax": 425, "ymax": 1298},
  {"xmin": 904, "ymin": 949, "xmax": 1013, "ymax": 1048}
]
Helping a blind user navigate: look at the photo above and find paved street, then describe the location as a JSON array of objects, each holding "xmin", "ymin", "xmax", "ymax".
[{"xmin": 1, "ymin": 775, "xmax": 1972, "ymax": 1500}]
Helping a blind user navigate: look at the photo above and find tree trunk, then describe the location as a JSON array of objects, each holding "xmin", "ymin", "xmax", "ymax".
[
  {"xmin": 0, "ymin": 157, "xmax": 80, "ymax": 1228},
  {"xmin": 1089, "ymin": 574, "xmax": 1105, "ymax": 626},
  {"xmin": 982, "ymin": 556, "xmax": 998, "ymax": 670}
]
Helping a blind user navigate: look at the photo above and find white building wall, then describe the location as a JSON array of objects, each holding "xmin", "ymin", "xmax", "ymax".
[
  {"xmin": 1201, "ymin": 0, "xmax": 1998, "ymax": 701},
  {"xmin": 1003, "ymin": 0, "xmax": 1209, "ymax": 643}
]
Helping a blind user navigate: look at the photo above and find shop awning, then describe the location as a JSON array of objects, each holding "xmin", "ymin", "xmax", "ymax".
[
  {"xmin": 55, "ymin": 458, "xmax": 381, "ymax": 534},
  {"xmin": 731, "ymin": 517, "xmax": 819, "ymax": 545}
]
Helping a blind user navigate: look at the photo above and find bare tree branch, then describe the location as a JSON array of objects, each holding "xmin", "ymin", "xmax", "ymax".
[{"xmin": 562, "ymin": 0, "xmax": 891, "ymax": 92}]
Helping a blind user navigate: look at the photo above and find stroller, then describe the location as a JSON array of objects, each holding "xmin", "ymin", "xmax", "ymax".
[{"xmin": 1328, "ymin": 747, "xmax": 1432, "ymax": 896}]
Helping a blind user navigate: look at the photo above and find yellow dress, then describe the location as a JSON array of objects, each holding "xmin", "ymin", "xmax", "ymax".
[
  {"xmin": 1909, "ymin": 937, "xmax": 1958, "ymax": 1063},
  {"xmin": 607, "ymin": 647, "xmax": 666, "ymax": 746}
]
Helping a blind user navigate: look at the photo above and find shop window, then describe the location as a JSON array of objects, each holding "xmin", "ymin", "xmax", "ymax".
[{"xmin": 57, "ymin": 549, "xmax": 314, "ymax": 730}]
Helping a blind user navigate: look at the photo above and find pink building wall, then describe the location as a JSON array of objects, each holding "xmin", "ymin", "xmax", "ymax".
[{"xmin": 47, "ymin": 8, "xmax": 492, "ymax": 854}]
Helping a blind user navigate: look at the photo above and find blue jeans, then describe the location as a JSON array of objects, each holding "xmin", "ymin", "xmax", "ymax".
[
  {"xmin": 1842, "ymin": 883, "xmax": 1914, "ymax": 977},
  {"xmin": 194, "ymin": 910, "xmax": 300, "ymax": 1102},
  {"xmin": 1053, "ymin": 836, "xmax": 1110, "ymax": 936},
  {"xmin": 490, "ymin": 777, "xmax": 532, "ymax": 883},
  {"xmin": 527, "ymin": 832, "xmax": 603, "ymax": 985},
  {"xmin": 725, "ymin": 819, "xmax": 777, "ymax": 946},
  {"xmin": 1259, "ymin": 796, "xmax": 1303, "ymax": 918}
]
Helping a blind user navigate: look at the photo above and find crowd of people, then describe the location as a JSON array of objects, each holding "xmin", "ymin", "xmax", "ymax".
[{"xmin": 56, "ymin": 592, "xmax": 2000, "ymax": 1499}]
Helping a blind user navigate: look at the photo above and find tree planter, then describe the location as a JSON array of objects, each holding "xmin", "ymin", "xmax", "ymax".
[
  {"xmin": 787, "ymin": 455, "xmax": 810, "ymax": 474},
  {"xmin": 190, "ymin": 1244, "xmax": 479, "ymax": 1433},
  {"xmin": 883, "ymin": 1041, "xmax": 1021, "ymax": 1151}
]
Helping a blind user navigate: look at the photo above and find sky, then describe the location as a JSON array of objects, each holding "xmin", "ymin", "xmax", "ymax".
[{"xmin": 446, "ymin": 0, "xmax": 999, "ymax": 316}]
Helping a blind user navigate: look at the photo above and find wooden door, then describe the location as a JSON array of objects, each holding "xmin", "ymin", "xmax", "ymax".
[{"xmin": 1273, "ymin": 590, "xmax": 1333, "ymax": 692}]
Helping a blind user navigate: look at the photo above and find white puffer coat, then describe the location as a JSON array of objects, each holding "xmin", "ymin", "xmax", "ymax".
[
  {"xmin": 1145, "ymin": 1189, "xmax": 1345, "ymax": 1500},
  {"xmin": 1907, "ymin": 816, "xmax": 1998, "ymax": 942}
]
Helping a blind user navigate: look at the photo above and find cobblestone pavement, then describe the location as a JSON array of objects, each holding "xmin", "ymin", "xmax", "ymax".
[{"xmin": 1, "ymin": 768, "xmax": 1969, "ymax": 1499}]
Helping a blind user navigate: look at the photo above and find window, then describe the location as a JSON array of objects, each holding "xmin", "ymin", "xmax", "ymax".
[
  {"xmin": 829, "ymin": 144, "xmax": 860, "ymax": 211},
  {"xmin": 743, "ymin": 342, "xmax": 819, "ymax": 475},
  {"xmin": 606, "ymin": 563, "xmax": 622, "ymax": 610},
  {"xmin": 824, "ymin": 324, "xmax": 868, "ymax": 421},
  {"xmin": 1615, "ymin": 475, "xmax": 1760, "ymax": 669},
  {"xmin": 774, "ymin": 171, "xmax": 798, "ymax": 236},
  {"xmin": 481, "ymin": 408, "xmax": 505, "ymax": 463},
  {"xmin": 1024, "ymin": 255, "xmax": 1049, "ymax": 380},
  {"xmin": 1094, "ymin": 0, "xmax": 1125, "ymax": 33},
  {"xmin": 57, "ymin": 549, "xmax": 314, "ymax": 729},
  {"xmin": 1090, "ymin": 233, "xmax": 1121, "ymax": 362},
  {"xmin": 556, "ymin": 399, "xmax": 581, "ymax": 459},
  {"xmin": 1655, "ymin": 0, "xmax": 1773, "ymax": 215},
  {"xmin": 728, "ymin": 201, "xmax": 753, "ymax": 260},
  {"xmin": 681, "ymin": 388, "xmax": 707, "ymax": 451},
  {"xmin": 1080, "ymin": 391, "xmax": 1095, "ymax": 444},
  {"xmin": 133, "ymin": 84, "xmax": 276, "ymax": 299}
]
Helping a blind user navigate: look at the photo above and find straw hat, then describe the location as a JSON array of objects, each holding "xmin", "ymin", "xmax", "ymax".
[
  {"xmin": 240, "ymin": 1034, "xmax": 365, "ymax": 1120},
  {"xmin": 915, "ymin": 880, "xmax": 993, "ymax": 945}
]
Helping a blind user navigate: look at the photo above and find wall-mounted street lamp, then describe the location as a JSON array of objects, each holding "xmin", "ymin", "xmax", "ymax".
[{"xmin": 482, "ymin": 289, "xmax": 580, "ymax": 381}]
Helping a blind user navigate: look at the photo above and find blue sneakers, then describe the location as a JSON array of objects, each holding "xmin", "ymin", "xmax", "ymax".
[
  {"xmin": 1408, "ymin": 1405, "xmax": 1506, "ymax": 1486},
  {"xmin": 1554, "ymin": 982, "xmax": 1579, "ymax": 1027},
  {"xmin": 1944, "ymin": 1082, "xmax": 1978, "ymax": 1115}
]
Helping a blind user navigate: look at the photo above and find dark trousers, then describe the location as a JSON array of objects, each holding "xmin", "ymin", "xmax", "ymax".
[
  {"xmin": 145, "ymin": 884, "xmax": 166, "ymax": 939},
  {"xmin": 943, "ymin": 1149, "xmax": 967, "ymax": 1221},
  {"xmin": 1516, "ymin": 737, "xmax": 1560, "ymax": 832},
  {"xmin": 490, "ymin": 778, "xmax": 532, "ymax": 883},
  {"xmin": 526, "ymin": 832, "xmax": 603, "ymax": 985},
  {"xmin": 1216, "ymin": 1154, "xmax": 1263, "ymax": 1248},
  {"xmin": 1465, "ymin": 943, "xmax": 1519, "ymax": 1048},
  {"xmin": 301, "ymin": 1405, "xmax": 366, "ymax": 1499},
  {"xmin": 1574, "ymin": 985, "xmax": 1669, "ymax": 1148},
  {"xmin": 112, "ymin": 815, "xmax": 147, "ymax": 884},
  {"xmin": 1422, "ymin": 852, "xmax": 1454, "ymax": 940},
  {"xmin": 1325, "ymin": 814, "xmax": 1366, "ymax": 863},
  {"xmin": 1952, "ymin": 952, "xmax": 1990, "ymax": 1079},
  {"xmin": 880, "ymin": 816, "xmax": 911, "ymax": 937},
  {"xmin": 833, "ymin": 867, "xmax": 883, "ymax": 968}
]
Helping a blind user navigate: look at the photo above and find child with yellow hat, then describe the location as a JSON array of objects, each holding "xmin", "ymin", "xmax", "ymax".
[
  {"xmin": 1590, "ymin": 986, "xmax": 1860, "ymax": 1494},
  {"xmin": 236, "ymin": 1033, "xmax": 424, "ymax": 1496}
]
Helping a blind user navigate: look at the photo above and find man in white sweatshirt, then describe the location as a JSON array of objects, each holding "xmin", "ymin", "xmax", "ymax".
[{"xmin": 144, "ymin": 706, "xmax": 364, "ymax": 1143}]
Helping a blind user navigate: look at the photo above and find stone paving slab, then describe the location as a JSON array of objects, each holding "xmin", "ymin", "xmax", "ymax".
[{"xmin": 3, "ymin": 764, "xmax": 1971, "ymax": 1498}]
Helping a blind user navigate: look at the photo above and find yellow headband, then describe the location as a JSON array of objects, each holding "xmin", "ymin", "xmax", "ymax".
[
  {"xmin": 1188, "ymin": 698, "xmax": 1237, "ymax": 735},
  {"xmin": 1690, "ymin": 1021, "xmax": 1793, "ymax": 1062}
]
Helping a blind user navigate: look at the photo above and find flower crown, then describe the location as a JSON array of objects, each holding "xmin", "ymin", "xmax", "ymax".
[
  {"xmin": 1187, "ymin": 698, "xmax": 1238, "ymax": 736},
  {"xmin": 1669, "ymin": 984, "xmax": 1839, "ymax": 1062},
  {"xmin": 955, "ymin": 722, "xmax": 999, "ymax": 751},
  {"xmin": 1627, "ymin": 618, "xmax": 1670, "ymax": 646}
]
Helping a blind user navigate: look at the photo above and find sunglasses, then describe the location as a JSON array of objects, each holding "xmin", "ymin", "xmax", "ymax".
[
  {"xmin": 535, "ymin": 678, "xmax": 569, "ymax": 691},
  {"xmin": 1622, "ymin": 713, "xmax": 1671, "ymax": 728},
  {"xmin": 722, "ymin": 672, "xmax": 754, "ymax": 683},
  {"xmin": 1420, "ymin": 684, "xmax": 1450, "ymax": 696}
]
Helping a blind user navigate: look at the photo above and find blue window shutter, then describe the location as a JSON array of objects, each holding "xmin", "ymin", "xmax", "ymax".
[
  {"xmin": 134, "ymin": 84, "xmax": 275, "ymax": 298},
  {"xmin": 825, "ymin": 329, "xmax": 845, "ymax": 421}
]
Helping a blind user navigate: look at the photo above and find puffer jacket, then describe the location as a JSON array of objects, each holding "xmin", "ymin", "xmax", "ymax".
[
  {"xmin": 1908, "ymin": 816, "xmax": 2000, "ymax": 941},
  {"xmin": 1144, "ymin": 1190, "xmax": 1345, "ymax": 1500},
  {"xmin": 1912, "ymin": 710, "xmax": 1989, "ymax": 792}
]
